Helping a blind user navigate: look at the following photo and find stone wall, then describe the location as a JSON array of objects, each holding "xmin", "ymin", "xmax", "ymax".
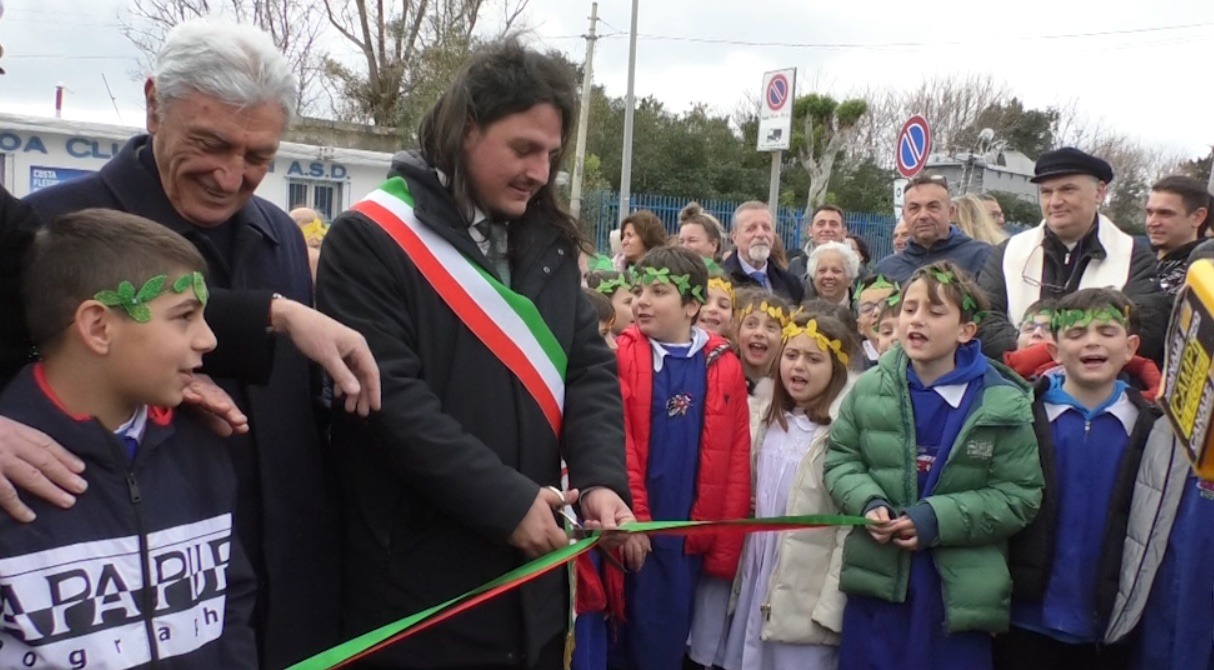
[{"xmin": 285, "ymin": 117, "xmax": 405, "ymax": 154}]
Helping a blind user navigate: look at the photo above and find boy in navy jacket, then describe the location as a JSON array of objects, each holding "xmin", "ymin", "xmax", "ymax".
[
  {"xmin": 999, "ymin": 288, "xmax": 1159, "ymax": 670},
  {"xmin": 0, "ymin": 209, "xmax": 256, "ymax": 669}
]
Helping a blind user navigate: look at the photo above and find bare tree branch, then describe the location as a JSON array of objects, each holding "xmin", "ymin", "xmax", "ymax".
[{"xmin": 122, "ymin": 0, "xmax": 326, "ymax": 115}]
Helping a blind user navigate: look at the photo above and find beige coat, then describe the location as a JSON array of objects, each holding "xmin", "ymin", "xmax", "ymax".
[{"xmin": 735, "ymin": 420, "xmax": 850, "ymax": 645}]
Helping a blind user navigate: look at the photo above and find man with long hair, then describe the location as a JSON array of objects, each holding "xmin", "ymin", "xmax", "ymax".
[{"xmin": 316, "ymin": 39, "xmax": 633, "ymax": 669}]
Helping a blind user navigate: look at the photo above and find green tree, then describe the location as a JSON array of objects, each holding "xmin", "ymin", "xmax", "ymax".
[
  {"xmin": 827, "ymin": 156, "xmax": 894, "ymax": 214},
  {"xmin": 987, "ymin": 191, "xmax": 1041, "ymax": 227},
  {"xmin": 958, "ymin": 98, "xmax": 1057, "ymax": 159},
  {"xmin": 1180, "ymin": 148, "xmax": 1213, "ymax": 184},
  {"xmin": 794, "ymin": 94, "xmax": 869, "ymax": 209}
]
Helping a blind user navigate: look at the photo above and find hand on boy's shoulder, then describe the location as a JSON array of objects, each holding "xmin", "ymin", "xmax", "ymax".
[
  {"xmin": 180, "ymin": 374, "xmax": 249, "ymax": 437},
  {"xmin": 0, "ymin": 415, "xmax": 87, "ymax": 523}
]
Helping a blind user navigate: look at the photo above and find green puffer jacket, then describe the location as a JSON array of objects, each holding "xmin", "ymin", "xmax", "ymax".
[{"xmin": 824, "ymin": 345, "xmax": 1043, "ymax": 633}]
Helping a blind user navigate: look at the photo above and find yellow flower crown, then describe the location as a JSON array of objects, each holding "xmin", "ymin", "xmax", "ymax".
[
  {"xmin": 782, "ymin": 319, "xmax": 850, "ymax": 366},
  {"xmin": 707, "ymin": 277, "xmax": 734, "ymax": 300},
  {"xmin": 738, "ymin": 300, "xmax": 790, "ymax": 327},
  {"xmin": 301, "ymin": 218, "xmax": 328, "ymax": 242}
]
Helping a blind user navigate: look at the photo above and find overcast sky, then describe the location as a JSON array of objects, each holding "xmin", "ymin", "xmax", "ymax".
[{"xmin": 2, "ymin": 0, "xmax": 1211, "ymax": 159}]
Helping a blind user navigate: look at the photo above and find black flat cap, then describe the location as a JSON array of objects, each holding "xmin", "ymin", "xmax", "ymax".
[{"xmin": 1031, "ymin": 147, "xmax": 1114, "ymax": 184}]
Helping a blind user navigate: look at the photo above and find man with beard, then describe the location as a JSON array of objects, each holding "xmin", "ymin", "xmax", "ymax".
[
  {"xmin": 315, "ymin": 39, "xmax": 632, "ymax": 669},
  {"xmin": 721, "ymin": 201, "xmax": 805, "ymax": 302},
  {"xmin": 1146, "ymin": 175, "xmax": 1211, "ymax": 297}
]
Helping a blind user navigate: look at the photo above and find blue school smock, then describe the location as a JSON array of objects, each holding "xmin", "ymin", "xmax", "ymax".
[
  {"xmin": 573, "ymin": 550, "xmax": 607, "ymax": 670},
  {"xmin": 1133, "ymin": 472, "xmax": 1214, "ymax": 670},
  {"xmin": 840, "ymin": 341, "xmax": 993, "ymax": 670},
  {"xmin": 1012, "ymin": 378, "xmax": 1136, "ymax": 642},
  {"xmin": 614, "ymin": 341, "xmax": 707, "ymax": 670}
]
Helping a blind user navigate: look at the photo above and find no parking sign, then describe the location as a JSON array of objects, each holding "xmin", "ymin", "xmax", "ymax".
[
  {"xmin": 757, "ymin": 68, "xmax": 796, "ymax": 152},
  {"xmin": 895, "ymin": 114, "xmax": 932, "ymax": 178}
]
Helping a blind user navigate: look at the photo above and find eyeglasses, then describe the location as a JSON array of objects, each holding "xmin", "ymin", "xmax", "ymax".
[
  {"xmin": 1019, "ymin": 321, "xmax": 1050, "ymax": 335},
  {"xmin": 1020, "ymin": 243, "xmax": 1070, "ymax": 295},
  {"xmin": 857, "ymin": 301, "xmax": 880, "ymax": 315}
]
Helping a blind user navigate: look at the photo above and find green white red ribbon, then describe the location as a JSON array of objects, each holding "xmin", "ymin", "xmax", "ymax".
[{"xmin": 287, "ymin": 515, "xmax": 868, "ymax": 670}]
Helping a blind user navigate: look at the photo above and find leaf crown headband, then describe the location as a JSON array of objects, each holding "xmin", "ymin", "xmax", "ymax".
[
  {"xmin": 1051, "ymin": 305, "xmax": 1130, "ymax": 331},
  {"xmin": 94, "ymin": 271, "xmax": 209, "ymax": 324},
  {"xmin": 593, "ymin": 274, "xmax": 632, "ymax": 296},
  {"xmin": 707, "ymin": 277, "xmax": 734, "ymax": 300},
  {"xmin": 782, "ymin": 318, "xmax": 850, "ymax": 366},
  {"xmin": 301, "ymin": 219, "xmax": 328, "ymax": 242},
  {"xmin": 893, "ymin": 267, "xmax": 987, "ymax": 323},
  {"xmin": 632, "ymin": 266, "xmax": 706, "ymax": 302},
  {"xmin": 860, "ymin": 274, "xmax": 899, "ymax": 293},
  {"xmin": 738, "ymin": 300, "xmax": 791, "ymax": 327}
]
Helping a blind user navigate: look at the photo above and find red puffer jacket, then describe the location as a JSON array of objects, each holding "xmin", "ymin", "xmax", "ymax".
[{"xmin": 604, "ymin": 325, "xmax": 752, "ymax": 621}]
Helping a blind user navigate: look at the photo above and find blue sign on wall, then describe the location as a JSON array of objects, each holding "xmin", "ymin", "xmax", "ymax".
[{"xmin": 30, "ymin": 166, "xmax": 94, "ymax": 192}]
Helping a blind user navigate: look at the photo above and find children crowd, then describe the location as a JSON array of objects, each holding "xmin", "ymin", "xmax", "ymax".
[{"xmin": 572, "ymin": 206, "xmax": 1209, "ymax": 670}]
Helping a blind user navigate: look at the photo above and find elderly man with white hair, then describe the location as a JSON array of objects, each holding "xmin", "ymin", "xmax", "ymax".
[
  {"xmin": 804, "ymin": 240, "xmax": 862, "ymax": 306},
  {"xmin": 18, "ymin": 19, "xmax": 364, "ymax": 667}
]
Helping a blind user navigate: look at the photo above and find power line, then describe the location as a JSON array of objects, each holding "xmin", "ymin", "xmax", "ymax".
[
  {"xmin": 628, "ymin": 21, "xmax": 1214, "ymax": 49},
  {"xmin": 7, "ymin": 54, "xmax": 134, "ymax": 60}
]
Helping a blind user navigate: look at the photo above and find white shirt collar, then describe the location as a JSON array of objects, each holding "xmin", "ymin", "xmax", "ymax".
[
  {"xmin": 1044, "ymin": 391, "xmax": 1138, "ymax": 436},
  {"xmin": 114, "ymin": 405, "xmax": 149, "ymax": 444},
  {"xmin": 737, "ymin": 254, "xmax": 767, "ymax": 275},
  {"xmin": 932, "ymin": 383, "xmax": 969, "ymax": 409},
  {"xmin": 650, "ymin": 327, "xmax": 711, "ymax": 373},
  {"xmin": 863, "ymin": 339, "xmax": 880, "ymax": 362}
]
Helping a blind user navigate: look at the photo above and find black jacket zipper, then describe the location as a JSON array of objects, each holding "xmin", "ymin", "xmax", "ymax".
[
  {"xmin": 116, "ymin": 435, "xmax": 160, "ymax": 668},
  {"xmin": 127, "ymin": 468, "xmax": 161, "ymax": 667}
]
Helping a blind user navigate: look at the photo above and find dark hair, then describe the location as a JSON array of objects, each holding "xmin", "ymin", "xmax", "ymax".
[
  {"xmin": 905, "ymin": 172, "xmax": 950, "ymax": 196},
  {"xmin": 632, "ymin": 246, "xmax": 708, "ymax": 308},
  {"xmin": 583, "ymin": 287, "xmax": 615, "ymax": 324},
  {"xmin": 23, "ymin": 208, "xmax": 207, "ymax": 347},
  {"xmin": 765, "ymin": 313, "xmax": 852, "ymax": 428},
  {"xmin": 810, "ymin": 204, "xmax": 846, "ymax": 224},
  {"xmin": 874, "ymin": 296, "xmax": 899, "ymax": 328},
  {"xmin": 800, "ymin": 299, "xmax": 862, "ymax": 368},
  {"xmin": 678, "ymin": 202, "xmax": 723, "ymax": 260},
  {"xmin": 900, "ymin": 260, "xmax": 989, "ymax": 324},
  {"xmin": 1021, "ymin": 298, "xmax": 1058, "ymax": 323},
  {"xmin": 1050, "ymin": 288, "xmax": 1138, "ymax": 336},
  {"xmin": 1151, "ymin": 175, "xmax": 1214, "ymax": 237},
  {"xmin": 846, "ymin": 234, "xmax": 871, "ymax": 265},
  {"xmin": 416, "ymin": 37, "xmax": 585, "ymax": 250},
  {"xmin": 621, "ymin": 210, "xmax": 668, "ymax": 257}
]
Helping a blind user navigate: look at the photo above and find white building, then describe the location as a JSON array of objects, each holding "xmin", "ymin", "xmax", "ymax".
[
  {"xmin": 0, "ymin": 113, "xmax": 395, "ymax": 220},
  {"xmin": 923, "ymin": 148, "xmax": 1039, "ymax": 204}
]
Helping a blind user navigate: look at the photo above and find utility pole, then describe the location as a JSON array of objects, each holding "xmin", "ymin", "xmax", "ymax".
[
  {"xmin": 1207, "ymin": 145, "xmax": 1214, "ymax": 195},
  {"xmin": 569, "ymin": 2, "xmax": 598, "ymax": 220},
  {"xmin": 617, "ymin": 0, "xmax": 639, "ymax": 222}
]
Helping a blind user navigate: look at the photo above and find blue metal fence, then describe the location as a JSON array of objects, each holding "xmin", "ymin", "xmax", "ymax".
[{"xmin": 583, "ymin": 190, "xmax": 899, "ymax": 262}]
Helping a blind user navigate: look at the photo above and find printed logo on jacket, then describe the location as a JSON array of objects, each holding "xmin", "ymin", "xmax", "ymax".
[{"xmin": 0, "ymin": 514, "xmax": 233, "ymax": 669}]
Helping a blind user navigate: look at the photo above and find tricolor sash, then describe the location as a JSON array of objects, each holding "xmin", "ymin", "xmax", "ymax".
[{"xmin": 352, "ymin": 177, "xmax": 567, "ymax": 435}]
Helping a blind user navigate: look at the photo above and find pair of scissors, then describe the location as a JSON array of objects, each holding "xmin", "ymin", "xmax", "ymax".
[{"xmin": 547, "ymin": 486, "xmax": 628, "ymax": 572}]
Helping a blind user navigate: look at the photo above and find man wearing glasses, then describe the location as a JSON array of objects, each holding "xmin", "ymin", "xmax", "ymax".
[{"xmin": 976, "ymin": 147, "xmax": 1166, "ymax": 362}]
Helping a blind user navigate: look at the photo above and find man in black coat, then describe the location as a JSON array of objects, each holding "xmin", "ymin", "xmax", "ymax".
[
  {"xmin": 316, "ymin": 39, "xmax": 633, "ymax": 669},
  {"xmin": 10, "ymin": 19, "xmax": 382, "ymax": 669},
  {"xmin": 977, "ymin": 147, "xmax": 1167, "ymax": 362},
  {"xmin": 722, "ymin": 202, "xmax": 805, "ymax": 303}
]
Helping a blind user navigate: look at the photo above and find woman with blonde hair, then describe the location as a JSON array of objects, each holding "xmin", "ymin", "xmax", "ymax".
[{"xmin": 953, "ymin": 194, "xmax": 1008, "ymax": 245}]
